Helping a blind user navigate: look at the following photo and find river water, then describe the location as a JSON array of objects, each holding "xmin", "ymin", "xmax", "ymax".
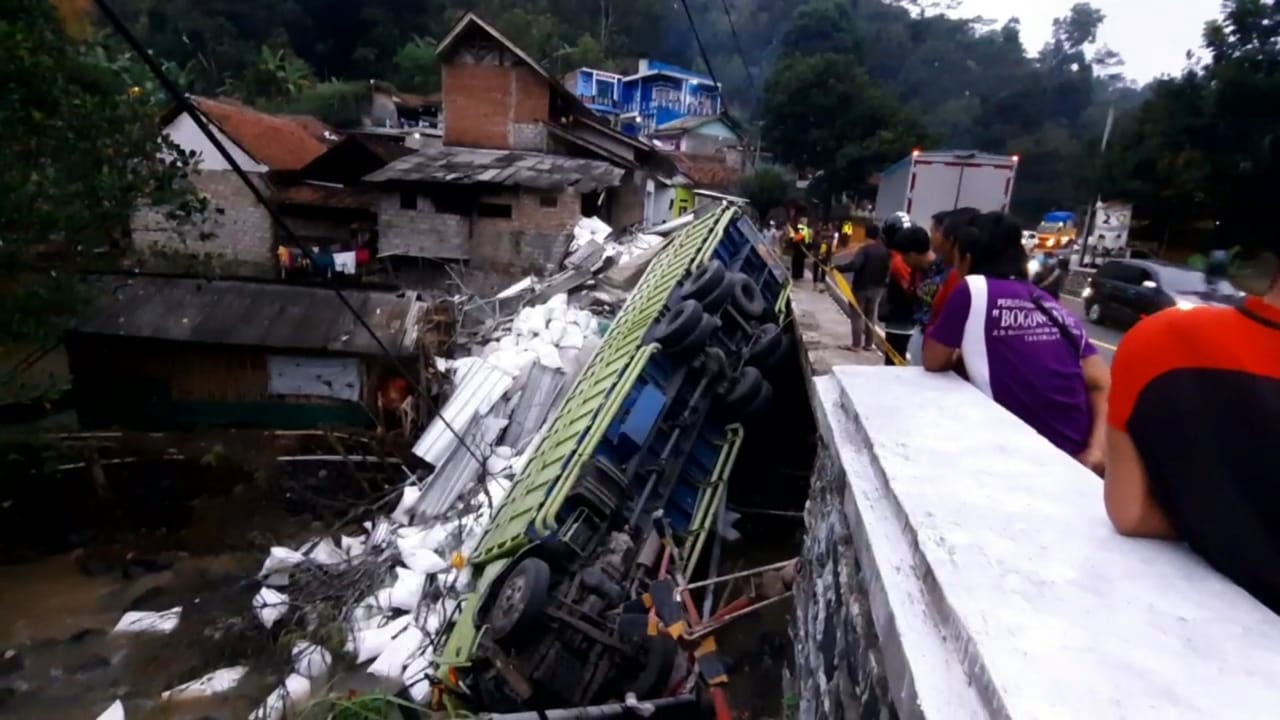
[{"xmin": 0, "ymin": 448, "xmax": 394, "ymax": 720}]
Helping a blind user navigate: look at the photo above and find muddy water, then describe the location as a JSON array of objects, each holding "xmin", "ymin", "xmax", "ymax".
[
  {"xmin": 0, "ymin": 552, "xmax": 278, "ymax": 719},
  {"xmin": 711, "ymin": 338, "xmax": 817, "ymax": 720},
  {"xmin": 0, "ymin": 452, "xmax": 392, "ymax": 720}
]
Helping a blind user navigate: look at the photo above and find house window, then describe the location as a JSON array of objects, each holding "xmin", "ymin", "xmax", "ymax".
[
  {"xmin": 539, "ymin": 194, "xmax": 559, "ymax": 209},
  {"xmin": 477, "ymin": 202, "xmax": 513, "ymax": 219},
  {"xmin": 399, "ymin": 191, "xmax": 418, "ymax": 211}
]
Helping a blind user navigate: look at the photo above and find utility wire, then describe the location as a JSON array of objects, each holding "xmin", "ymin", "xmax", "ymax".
[
  {"xmin": 678, "ymin": 0, "xmax": 743, "ymax": 129},
  {"xmin": 717, "ymin": 0, "xmax": 757, "ymax": 97},
  {"xmin": 90, "ymin": 0, "xmax": 491, "ymax": 471}
]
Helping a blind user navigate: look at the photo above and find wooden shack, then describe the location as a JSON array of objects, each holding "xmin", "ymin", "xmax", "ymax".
[{"xmin": 66, "ymin": 275, "xmax": 440, "ymax": 431}]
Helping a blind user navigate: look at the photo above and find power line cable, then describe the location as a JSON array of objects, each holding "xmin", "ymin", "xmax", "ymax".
[
  {"xmin": 90, "ymin": 0, "xmax": 491, "ymax": 471},
  {"xmin": 717, "ymin": 0, "xmax": 757, "ymax": 97},
  {"xmin": 677, "ymin": 0, "xmax": 740, "ymax": 127}
]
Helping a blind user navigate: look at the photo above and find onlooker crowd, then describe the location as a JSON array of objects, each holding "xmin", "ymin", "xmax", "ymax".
[{"xmin": 815, "ymin": 205, "xmax": 1280, "ymax": 616}]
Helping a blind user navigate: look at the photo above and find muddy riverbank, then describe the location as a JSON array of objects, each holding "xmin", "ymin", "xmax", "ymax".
[{"xmin": 0, "ymin": 440, "xmax": 407, "ymax": 719}]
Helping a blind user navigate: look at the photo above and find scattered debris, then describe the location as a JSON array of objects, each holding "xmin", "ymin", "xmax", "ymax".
[
  {"xmin": 96, "ymin": 209, "xmax": 741, "ymax": 715},
  {"xmin": 249, "ymin": 673, "xmax": 312, "ymax": 720},
  {"xmin": 95, "ymin": 700, "xmax": 125, "ymax": 720},
  {"xmin": 110, "ymin": 607, "xmax": 181, "ymax": 636},
  {"xmin": 251, "ymin": 586, "xmax": 289, "ymax": 629},
  {"xmin": 160, "ymin": 665, "xmax": 248, "ymax": 701}
]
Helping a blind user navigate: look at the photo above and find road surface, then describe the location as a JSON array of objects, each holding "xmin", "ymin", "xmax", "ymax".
[{"xmin": 1060, "ymin": 295, "xmax": 1123, "ymax": 364}]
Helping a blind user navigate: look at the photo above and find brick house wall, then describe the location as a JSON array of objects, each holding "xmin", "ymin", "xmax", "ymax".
[
  {"xmin": 376, "ymin": 192, "xmax": 469, "ymax": 259},
  {"xmin": 374, "ymin": 184, "xmax": 576, "ymax": 290},
  {"xmin": 131, "ymin": 169, "xmax": 274, "ymax": 274},
  {"xmin": 442, "ymin": 59, "xmax": 550, "ymax": 150},
  {"xmin": 471, "ymin": 187, "xmax": 577, "ymax": 277}
]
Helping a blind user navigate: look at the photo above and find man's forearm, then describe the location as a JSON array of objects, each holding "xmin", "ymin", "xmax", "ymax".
[{"xmin": 1087, "ymin": 388, "xmax": 1108, "ymax": 449}]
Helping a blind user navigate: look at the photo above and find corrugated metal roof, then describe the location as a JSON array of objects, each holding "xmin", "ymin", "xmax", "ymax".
[
  {"xmin": 74, "ymin": 275, "xmax": 426, "ymax": 357},
  {"xmin": 363, "ymin": 146, "xmax": 625, "ymax": 193}
]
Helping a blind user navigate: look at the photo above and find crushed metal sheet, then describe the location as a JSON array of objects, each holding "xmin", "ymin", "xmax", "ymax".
[
  {"xmin": 412, "ymin": 358, "xmax": 514, "ymax": 468},
  {"xmin": 412, "ymin": 398, "xmax": 512, "ymax": 522},
  {"xmin": 502, "ymin": 363, "xmax": 566, "ymax": 454},
  {"xmin": 363, "ymin": 147, "xmax": 626, "ymax": 192},
  {"xmin": 75, "ymin": 276, "xmax": 427, "ymax": 357}
]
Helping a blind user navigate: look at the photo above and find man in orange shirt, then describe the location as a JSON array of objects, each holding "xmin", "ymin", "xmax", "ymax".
[{"xmin": 1105, "ymin": 245, "xmax": 1280, "ymax": 614}]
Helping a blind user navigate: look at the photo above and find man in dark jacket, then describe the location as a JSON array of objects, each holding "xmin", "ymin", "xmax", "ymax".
[
  {"xmin": 836, "ymin": 225, "xmax": 890, "ymax": 350},
  {"xmin": 1033, "ymin": 252, "xmax": 1071, "ymax": 299}
]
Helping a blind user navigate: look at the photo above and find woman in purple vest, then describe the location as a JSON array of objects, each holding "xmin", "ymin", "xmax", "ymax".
[{"xmin": 922, "ymin": 213, "xmax": 1111, "ymax": 474}]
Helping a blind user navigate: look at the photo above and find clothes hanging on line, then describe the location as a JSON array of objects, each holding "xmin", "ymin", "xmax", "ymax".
[{"xmin": 333, "ymin": 251, "xmax": 358, "ymax": 275}]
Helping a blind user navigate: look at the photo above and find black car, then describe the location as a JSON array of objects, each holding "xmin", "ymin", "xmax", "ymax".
[{"xmin": 1083, "ymin": 259, "xmax": 1244, "ymax": 328}]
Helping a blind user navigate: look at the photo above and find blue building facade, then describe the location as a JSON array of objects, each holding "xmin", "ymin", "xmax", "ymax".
[{"xmin": 564, "ymin": 59, "xmax": 722, "ymax": 137}]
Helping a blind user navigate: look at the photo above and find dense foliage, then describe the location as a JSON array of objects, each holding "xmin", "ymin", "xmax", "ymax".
[
  {"xmin": 1, "ymin": 0, "xmax": 205, "ymax": 345},
  {"xmin": 1102, "ymin": 0, "xmax": 1280, "ymax": 252}
]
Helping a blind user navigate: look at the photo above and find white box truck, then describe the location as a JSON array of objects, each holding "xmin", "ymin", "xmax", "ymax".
[{"xmin": 873, "ymin": 150, "xmax": 1019, "ymax": 228}]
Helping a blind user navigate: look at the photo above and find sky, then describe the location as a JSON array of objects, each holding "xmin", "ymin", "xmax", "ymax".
[{"xmin": 954, "ymin": 0, "xmax": 1221, "ymax": 82}]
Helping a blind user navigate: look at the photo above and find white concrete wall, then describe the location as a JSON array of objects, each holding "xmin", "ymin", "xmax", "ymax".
[
  {"xmin": 166, "ymin": 112, "xmax": 267, "ymax": 173},
  {"xmin": 800, "ymin": 366, "xmax": 1280, "ymax": 719}
]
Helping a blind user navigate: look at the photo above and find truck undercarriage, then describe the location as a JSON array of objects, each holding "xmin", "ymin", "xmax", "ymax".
[{"xmin": 434, "ymin": 206, "xmax": 797, "ymax": 718}]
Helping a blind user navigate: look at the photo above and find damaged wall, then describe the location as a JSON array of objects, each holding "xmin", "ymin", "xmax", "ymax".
[
  {"xmin": 378, "ymin": 193, "xmax": 470, "ymax": 260},
  {"xmin": 609, "ymin": 170, "xmax": 649, "ymax": 229},
  {"xmin": 472, "ymin": 187, "xmax": 577, "ymax": 279},
  {"xmin": 790, "ymin": 437, "xmax": 897, "ymax": 720},
  {"xmin": 377, "ymin": 185, "xmax": 577, "ymax": 292},
  {"xmin": 131, "ymin": 170, "xmax": 275, "ymax": 274},
  {"xmin": 65, "ymin": 335, "xmax": 378, "ymax": 431}
]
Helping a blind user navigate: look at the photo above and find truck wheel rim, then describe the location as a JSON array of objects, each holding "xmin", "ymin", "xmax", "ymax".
[{"xmin": 496, "ymin": 576, "xmax": 527, "ymax": 617}]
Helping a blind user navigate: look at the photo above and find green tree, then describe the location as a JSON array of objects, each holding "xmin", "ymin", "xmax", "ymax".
[
  {"xmin": 392, "ymin": 35, "xmax": 440, "ymax": 93},
  {"xmin": 1104, "ymin": 0, "xmax": 1279, "ymax": 252},
  {"xmin": 763, "ymin": 53, "xmax": 925, "ymax": 204},
  {"xmin": 242, "ymin": 44, "xmax": 315, "ymax": 101},
  {"xmin": 0, "ymin": 0, "xmax": 205, "ymax": 344},
  {"xmin": 740, "ymin": 166, "xmax": 791, "ymax": 219},
  {"xmin": 779, "ymin": 0, "xmax": 862, "ymax": 60}
]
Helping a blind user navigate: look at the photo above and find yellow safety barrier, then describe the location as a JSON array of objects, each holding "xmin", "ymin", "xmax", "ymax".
[{"xmin": 794, "ymin": 242, "xmax": 909, "ymax": 367}]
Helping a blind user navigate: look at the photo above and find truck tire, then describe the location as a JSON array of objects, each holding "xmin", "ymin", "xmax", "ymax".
[
  {"xmin": 680, "ymin": 260, "xmax": 727, "ymax": 302},
  {"xmin": 667, "ymin": 314, "xmax": 719, "ymax": 359},
  {"xmin": 723, "ymin": 367, "xmax": 764, "ymax": 414},
  {"xmin": 626, "ymin": 634, "xmax": 679, "ymax": 699},
  {"xmin": 728, "ymin": 274, "xmax": 767, "ymax": 319},
  {"xmin": 487, "ymin": 557, "xmax": 552, "ymax": 642},
  {"xmin": 652, "ymin": 300, "xmax": 703, "ymax": 349},
  {"xmin": 745, "ymin": 323, "xmax": 786, "ymax": 369},
  {"xmin": 742, "ymin": 379, "xmax": 774, "ymax": 419},
  {"xmin": 698, "ymin": 277, "xmax": 736, "ymax": 314}
]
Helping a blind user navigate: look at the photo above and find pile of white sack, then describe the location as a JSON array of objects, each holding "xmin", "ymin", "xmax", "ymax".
[
  {"xmin": 571, "ymin": 216, "xmax": 665, "ymax": 267},
  {"xmin": 97, "ymin": 294, "xmax": 605, "ymax": 720},
  {"xmin": 480, "ymin": 293, "xmax": 601, "ymax": 371}
]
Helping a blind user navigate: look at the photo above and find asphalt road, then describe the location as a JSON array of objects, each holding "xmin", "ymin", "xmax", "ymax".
[{"xmin": 1060, "ymin": 295, "xmax": 1124, "ymax": 364}]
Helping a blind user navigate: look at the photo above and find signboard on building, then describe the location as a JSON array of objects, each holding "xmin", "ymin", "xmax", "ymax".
[{"xmin": 1094, "ymin": 200, "xmax": 1133, "ymax": 254}]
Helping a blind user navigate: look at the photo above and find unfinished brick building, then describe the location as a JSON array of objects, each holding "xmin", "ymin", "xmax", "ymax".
[{"xmin": 360, "ymin": 12, "xmax": 679, "ymax": 292}]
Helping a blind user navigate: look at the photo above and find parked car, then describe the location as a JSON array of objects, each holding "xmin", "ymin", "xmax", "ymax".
[{"xmin": 1082, "ymin": 259, "xmax": 1244, "ymax": 328}]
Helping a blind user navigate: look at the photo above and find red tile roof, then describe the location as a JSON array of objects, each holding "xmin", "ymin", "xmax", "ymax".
[
  {"xmin": 669, "ymin": 152, "xmax": 743, "ymax": 192},
  {"xmin": 191, "ymin": 97, "xmax": 335, "ymax": 172}
]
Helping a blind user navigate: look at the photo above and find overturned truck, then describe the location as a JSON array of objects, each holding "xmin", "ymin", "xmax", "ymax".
[{"xmin": 435, "ymin": 204, "xmax": 792, "ymax": 713}]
